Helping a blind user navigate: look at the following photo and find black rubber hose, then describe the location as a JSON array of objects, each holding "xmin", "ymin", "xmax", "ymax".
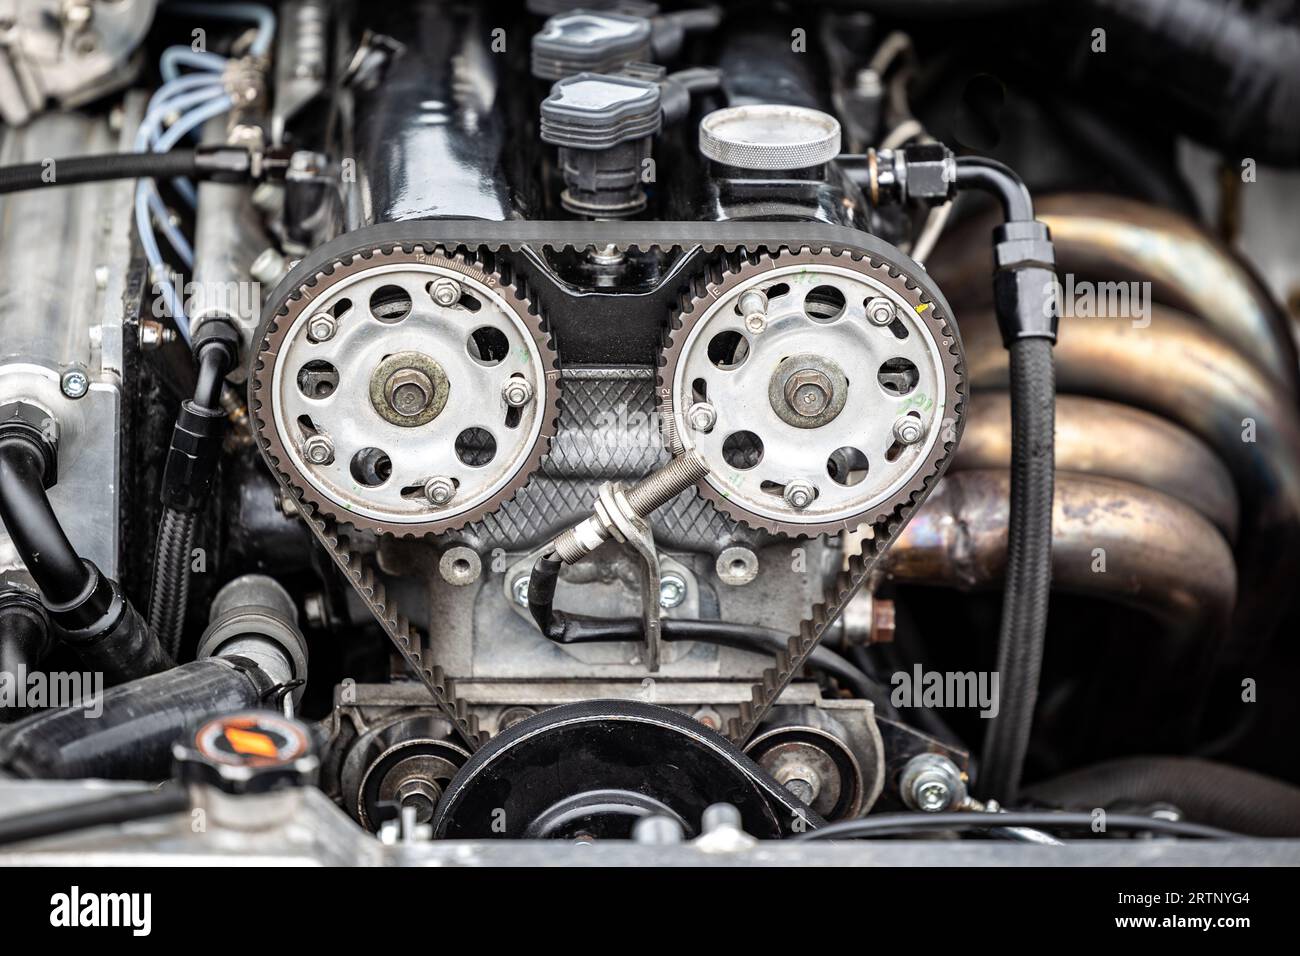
[
  {"xmin": 0, "ymin": 657, "xmax": 274, "ymax": 780},
  {"xmin": 0, "ymin": 150, "xmax": 199, "ymax": 195},
  {"xmin": 0, "ymin": 442, "xmax": 93, "ymax": 606},
  {"xmin": 0, "ymin": 594, "xmax": 51, "ymax": 724},
  {"xmin": 526, "ymin": 554, "xmax": 887, "ymax": 707},
  {"xmin": 1078, "ymin": 0, "xmax": 1300, "ymax": 167},
  {"xmin": 792, "ymin": 810, "xmax": 1242, "ymax": 842},
  {"xmin": 1025, "ymin": 757, "xmax": 1300, "ymax": 838},
  {"xmin": 0, "ymin": 785, "xmax": 189, "ymax": 849},
  {"xmin": 147, "ymin": 508, "xmax": 198, "ymax": 659}
]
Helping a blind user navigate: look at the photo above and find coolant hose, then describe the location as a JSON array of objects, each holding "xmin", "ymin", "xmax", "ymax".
[
  {"xmin": 0, "ymin": 441, "xmax": 91, "ymax": 606},
  {"xmin": 0, "ymin": 657, "xmax": 275, "ymax": 780},
  {"xmin": 1025, "ymin": 757, "xmax": 1300, "ymax": 838}
]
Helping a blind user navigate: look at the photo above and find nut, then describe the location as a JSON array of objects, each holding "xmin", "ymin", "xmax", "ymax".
[
  {"xmin": 429, "ymin": 277, "xmax": 462, "ymax": 307},
  {"xmin": 502, "ymin": 378, "xmax": 534, "ymax": 408},
  {"xmin": 302, "ymin": 435, "xmax": 334, "ymax": 465},
  {"xmin": 307, "ymin": 313, "xmax": 337, "ymax": 342},
  {"xmin": 783, "ymin": 479, "xmax": 816, "ymax": 510},
  {"xmin": 686, "ymin": 401, "xmax": 717, "ymax": 433},
  {"xmin": 866, "ymin": 297, "xmax": 897, "ymax": 327},
  {"xmin": 892, "ymin": 416, "xmax": 925, "ymax": 445},
  {"xmin": 424, "ymin": 476, "xmax": 456, "ymax": 506}
]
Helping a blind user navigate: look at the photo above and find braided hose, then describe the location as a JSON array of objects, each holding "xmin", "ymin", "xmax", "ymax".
[
  {"xmin": 147, "ymin": 507, "xmax": 198, "ymax": 659},
  {"xmin": 979, "ymin": 338, "xmax": 1056, "ymax": 799}
]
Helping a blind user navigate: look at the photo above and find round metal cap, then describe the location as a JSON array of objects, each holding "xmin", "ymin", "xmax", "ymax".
[{"xmin": 699, "ymin": 105, "xmax": 842, "ymax": 171}]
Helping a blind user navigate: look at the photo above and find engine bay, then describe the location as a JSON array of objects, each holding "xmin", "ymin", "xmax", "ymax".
[{"xmin": 0, "ymin": 0, "xmax": 1299, "ymax": 865}]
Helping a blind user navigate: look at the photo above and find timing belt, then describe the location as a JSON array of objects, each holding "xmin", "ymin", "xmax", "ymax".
[{"xmin": 256, "ymin": 220, "xmax": 964, "ymax": 752}]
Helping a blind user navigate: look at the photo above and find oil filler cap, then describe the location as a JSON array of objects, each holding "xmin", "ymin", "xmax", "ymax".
[
  {"xmin": 174, "ymin": 711, "xmax": 319, "ymax": 794},
  {"xmin": 699, "ymin": 105, "xmax": 842, "ymax": 171}
]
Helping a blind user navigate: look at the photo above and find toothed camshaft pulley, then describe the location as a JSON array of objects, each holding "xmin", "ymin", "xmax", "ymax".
[
  {"xmin": 251, "ymin": 247, "xmax": 559, "ymax": 537},
  {"xmin": 660, "ymin": 249, "xmax": 964, "ymax": 537}
]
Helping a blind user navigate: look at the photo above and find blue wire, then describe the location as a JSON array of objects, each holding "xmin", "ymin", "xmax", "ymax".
[{"xmin": 167, "ymin": 2, "xmax": 278, "ymax": 58}]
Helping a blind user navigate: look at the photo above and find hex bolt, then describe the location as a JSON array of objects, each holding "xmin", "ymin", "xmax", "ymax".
[
  {"xmin": 429, "ymin": 277, "xmax": 462, "ymax": 307},
  {"xmin": 783, "ymin": 479, "xmax": 816, "ymax": 510},
  {"xmin": 138, "ymin": 319, "xmax": 176, "ymax": 351},
  {"xmin": 900, "ymin": 753, "xmax": 967, "ymax": 813},
  {"xmin": 424, "ymin": 476, "xmax": 456, "ymax": 506},
  {"xmin": 659, "ymin": 572, "xmax": 687, "ymax": 609},
  {"xmin": 60, "ymin": 368, "xmax": 89, "ymax": 400},
  {"xmin": 386, "ymin": 368, "xmax": 435, "ymax": 417},
  {"xmin": 784, "ymin": 778, "xmax": 816, "ymax": 806},
  {"xmin": 302, "ymin": 435, "xmax": 334, "ymax": 465},
  {"xmin": 784, "ymin": 369, "xmax": 833, "ymax": 418},
  {"xmin": 511, "ymin": 574, "xmax": 531, "ymax": 608},
  {"xmin": 866, "ymin": 297, "xmax": 897, "ymax": 327},
  {"xmin": 739, "ymin": 289, "xmax": 768, "ymax": 334},
  {"xmin": 892, "ymin": 416, "xmax": 926, "ymax": 445},
  {"xmin": 502, "ymin": 378, "xmax": 534, "ymax": 408},
  {"xmin": 307, "ymin": 313, "xmax": 337, "ymax": 342},
  {"xmin": 686, "ymin": 401, "xmax": 717, "ymax": 433}
]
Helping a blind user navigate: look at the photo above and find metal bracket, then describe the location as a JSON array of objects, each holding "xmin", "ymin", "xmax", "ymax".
[{"xmin": 595, "ymin": 481, "xmax": 662, "ymax": 672}]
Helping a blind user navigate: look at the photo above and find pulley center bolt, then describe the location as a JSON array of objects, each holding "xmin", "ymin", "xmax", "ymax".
[
  {"xmin": 687, "ymin": 401, "xmax": 717, "ymax": 433},
  {"xmin": 892, "ymin": 416, "xmax": 926, "ymax": 445},
  {"xmin": 502, "ymin": 378, "xmax": 534, "ymax": 408},
  {"xmin": 307, "ymin": 313, "xmax": 337, "ymax": 342},
  {"xmin": 303, "ymin": 435, "xmax": 334, "ymax": 465},
  {"xmin": 424, "ymin": 476, "xmax": 457, "ymax": 506},
  {"xmin": 783, "ymin": 479, "xmax": 817, "ymax": 510},
  {"xmin": 386, "ymin": 368, "xmax": 435, "ymax": 417},
  {"xmin": 784, "ymin": 369, "xmax": 834, "ymax": 418},
  {"xmin": 429, "ymin": 277, "xmax": 462, "ymax": 307},
  {"xmin": 738, "ymin": 289, "xmax": 769, "ymax": 334},
  {"xmin": 866, "ymin": 297, "xmax": 897, "ymax": 327},
  {"xmin": 395, "ymin": 778, "xmax": 442, "ymax": 823}
]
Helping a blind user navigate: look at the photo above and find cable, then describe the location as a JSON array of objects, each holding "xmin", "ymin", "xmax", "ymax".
[
  {"xmin": 0, "ymin": 151, "xmax": 201, "ymax": 196},
  {"xmin": 792, "ymin": 810, "xmax": 1245, "ymax": 842},
  {"xmin": 168, "ymin": 2, "xmax": 278, "ymax": 58},
  {"xmin": 1025, "ymin": 756, "xmax": 1300, "ymax": 838},
  {"xmin": 0, "ymin": 785, "xmax": 189, "ymax": 848},
  {"xmin": 524, "ymin": 552, "xmax": 889, "ymax": 707}
]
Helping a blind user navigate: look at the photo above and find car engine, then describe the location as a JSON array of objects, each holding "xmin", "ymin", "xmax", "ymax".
[{"xmin": 1, "ymin": 0, "xmax": 1299, "ymax": 866}]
